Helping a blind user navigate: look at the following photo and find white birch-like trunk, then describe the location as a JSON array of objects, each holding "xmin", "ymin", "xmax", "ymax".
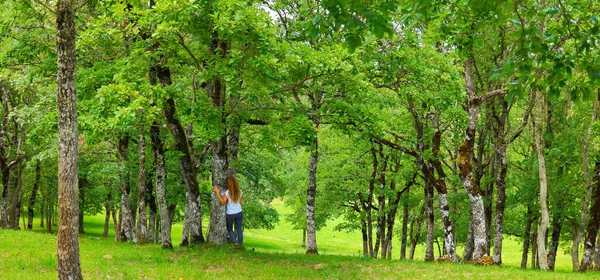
[{"xmin": 533, "ymin": 90, "xmax": 549, "ymax": 270}]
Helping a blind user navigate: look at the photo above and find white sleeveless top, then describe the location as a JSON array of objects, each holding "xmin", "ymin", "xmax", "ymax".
[{"xmin": 225, "ymin": 190, "xmax": 242, "ymax": 215}]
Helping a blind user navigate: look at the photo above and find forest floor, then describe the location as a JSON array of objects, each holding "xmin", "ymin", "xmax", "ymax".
[{"xmin": 0, "ymin": 200, "xmax": 598, "ymax": 279}]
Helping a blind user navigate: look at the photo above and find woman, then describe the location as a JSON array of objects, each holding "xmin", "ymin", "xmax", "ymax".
[{"xmin": 213, "ymin": 175, "xmax": 243, "ymax": 245}]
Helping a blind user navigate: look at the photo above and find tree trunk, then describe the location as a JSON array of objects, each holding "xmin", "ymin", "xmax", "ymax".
[
  {"xmin": 46, "ymin": 198, "xmax": 53, "ymax": 233},
  {"xmin": 302, "ymin": 228, "xmax": 307, "ymax": 248},
  {"xmin": 458, "ymin": 56, "xmax": 488, "ymax": 260},
  {"xmin": 463, "ymin": 212, "xmax": 475, "ymax": 262},
  {"xmin": 548, "ymin": 215, "xmax": 562, "ymax": 271},
  {"xmin": 361, "ymin": 219, "xmax": 368, "ymax": 257},
  {"xmin": 400, "ymin": 187, "xmax": 409, "ymax": 259},
  {"xmin": 27, "ymin": 162, "xmax": 41, "ymax": 230},
  {"xmin": 103, "ymin": 203, "xmax": 111, "ymax": 237},
  {"xmin": 146, "ymin": 175, "xmax": 157, "ymax": 242},
  {"xmin": 572, "ymin": 91, "xmax": 599, "ymax": 271},
  {"xmin": 409, "ymin": 204, "xmax": 425, "ymax": 260},
  {"xmin": 483, "ymin": 180, "xmax": 493, "ymax": 256},
  {"xmin": 580, "ymin": 161, "xmax": 600, "ymax": 271},
  {"xmin": 521, "ymin": 207, "xmax": 533, "ymax": 269},
  {"xmin": 492, "ymin": 98, "xmax": 509, "ymax": 265},
  {"xmin": 594, "ymin": 233, "xmax": 600, "ymax": 269},
  {"xmin": 0, "ymin": 84, "xmax": 21, "ymax": 229},
  {"xmin": 137, "ymin": 133, "xmax": 147, "ymax": 243},
  {"xmin": 56, "ymin": 0, "xmax": 82, "ymax": 277},
  {"xmin": 424, "ymin": 180, "xmax": 434, "ymax": 262},
  {"xmin": 429, "ymin": 115, "xmax": 458, "ymax": 263},
  {"xmin": 533, "ymin": 90, "xmax": 549, "ymax": 270},
  {"xmin": 150, "ymin": 122, "xmax": 172, "ymax": 249},
  {"xmin": 116, "ymin": 136, "xmax": 135, "ymax": 242},
  {"xmin": 374, "ymin": 148, "xmax": 387, "ymax": 259},
  {"xmin": 206, "ymin": 35, "xmax": 236, "ymax": 246},
  {"xmin": 78, "ymin": 176, "xmax": 85, "ymax": 234},
  {"xmin": 40, "ymin": 197, "xmax": 44, "ymax": 228},
  {"xmin": 365, "ymin": 146, "xmax": 377, "ymax": 257},
  {"xmin": 8, "ymin": 162, "xmax": 23, "ymax": 229},
  {"xmin": 305, "ymin": 135, "xmax": 319, "ymax": 254},
  {"xmin": 531, "ymin": 216, "xmax": 539, "ymax": 269},
  {"xmin": 163, "ymin": 97, "xmax": 204, "ymax": 246}
]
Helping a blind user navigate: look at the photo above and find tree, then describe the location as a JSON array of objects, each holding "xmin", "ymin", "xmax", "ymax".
[{"xmin": 55, "ymin": 0, "xmax": 82, "ymax": 278}]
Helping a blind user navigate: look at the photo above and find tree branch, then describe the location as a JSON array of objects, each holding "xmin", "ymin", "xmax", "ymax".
[{"xmin": 480, "ymin": 88, "xmax": 509, "ymax": 102}]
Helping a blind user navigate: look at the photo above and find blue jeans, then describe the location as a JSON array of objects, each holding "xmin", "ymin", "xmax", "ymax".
[{"xmin": 226, "ymin": 211, "xmax": 243, "ymax": 245}]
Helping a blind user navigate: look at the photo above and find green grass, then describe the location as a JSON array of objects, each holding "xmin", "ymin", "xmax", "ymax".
[{"xmin": 0, "ymin": 200, "xmax": 598, "ymax": 279}]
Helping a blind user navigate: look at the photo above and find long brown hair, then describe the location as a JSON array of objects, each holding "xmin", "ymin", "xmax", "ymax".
[{"xmin": 227, "ymin": 175, "xmax": 241, "ymax": 203}]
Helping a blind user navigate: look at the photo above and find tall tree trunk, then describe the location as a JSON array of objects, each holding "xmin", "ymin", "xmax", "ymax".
[
  {"xmin": 137, "ymin": 133, "xmax": 147, "ymax": 243},
  {"xmin": 116, "ymin": 136, "xmax": 135, "ymax": 242},
  {"xmin": 146, "ymin": 175, "xmax": 157, "ymax": 242},
  {"xmin": 400, "ymin": 187, "xmax": 410, "ymax": 259},
  {"xmin": 374, "ymin": 148, "xmax": 387, "ymax": 259},
  {"xmin": 533, "ymin": 90, "xmax": 550, "ymax": 270},
  {"xmin": 491, "ymin": 98, "xmax": 509, "ymax": 264},
  {"xmin": 521, "ymin": 207, "xmax": 533, "ymax": 269},
  {"xmin": 463, "ymin": 212, "xmax": 475, "ymax": 262},
  {"xmin": 163, "ymin": 97, "xmax": 204, "ymax": 246},
  {"xmin": 580, "ymin": 161, "xmax": 600, "ymax": 271},
  {"xmin": 572, "ymin": 91, "xmax": 600, "ymax": 270},
  {"xmin": 384, "ymin": 174, "xmax": 409, "ymax": 260},
  {"xmin": 531, "ymin": 216, "xmax": 539, "ymax": 269},
  {"xmin": 429, "ymin": 113, "xmax": 458, "ymax": 263},
  {"xmin": 458, "ymin": 56, "xmax": 487, "ymax": 260},
  {"xmin": 150, "ymin": 122, "xmax": 172, "ymax": 249},
  {"xmin": 365, "ymin": 146, "xmax": 377, "ymax": 257},
  {"xmin": 205, "ymin": 35, "xmax": 238, "ymax": 246},
  {"xmin": 548, "ymin": 215, "xmax": 562, "ymax": 271},
  {"xmin": 0, "ymin": 83, "xmax": 20, "ymax": 229},
  {"xmin": 305, "ymin": 135, "xmax": 319, "ymax": 254},
  {"xmin": 8, "ymin": 162, "xmax": 23, "ymax": 229},
  {"xmin": 483, "ymin": 180, "xmax": 493, "ymax": 255},
  {"xmin": 56, "ymin": 0, "xmax": 82, "ymax": 277},
  {"xmin": 27, "ymin": 162, "xmax": 41, "ymax": 230},
  {"xmin": 409, "ymin": 204, "xmax": 425, "ymax": 260},
  {"xmin": 103, "ymin": 201, "xmax": 111, "ymax": 237},
  {"xmin": 361, "ymin": 219, "xmax": 368, "ymax": 257},
  {"xmin": 424, "ymin": 180, "xmax": 435, "ymax": 262}
]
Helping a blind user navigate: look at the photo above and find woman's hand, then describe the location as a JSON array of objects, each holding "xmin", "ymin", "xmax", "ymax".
[{"xmin": 213, "ymin": 186, "xmax": 220, "ymax": 194}]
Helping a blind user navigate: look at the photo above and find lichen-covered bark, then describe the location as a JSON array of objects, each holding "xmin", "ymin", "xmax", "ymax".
[
  {"xmin": 150, "ymin": 123, "xmax": 172, "ymax": 249},
  {"xmin": 163, "ymin": 97, "xmax": 204, "ymax": 246},
  {"xmin": 458, "ymin": 56, "xmax": 487, "ymax": 260},
  {"xmin": 56, "ymin": 0, "xmax": 82, "ymax": 277},
  {"xmin": 207, "ymin": 137, "xmax": 230, "ymax": 245}
]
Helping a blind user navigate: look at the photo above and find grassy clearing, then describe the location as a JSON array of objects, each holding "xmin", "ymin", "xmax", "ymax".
[
  {"xmin": 0, "ymin": 200, "xmax": 598, "ymax": 279},
  {"xmin": 0, "ymin": 229, "xmax": 598, "ymax": 280}
]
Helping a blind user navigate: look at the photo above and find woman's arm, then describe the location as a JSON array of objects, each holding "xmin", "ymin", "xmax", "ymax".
[{"xmin": 213, "ymin": 186, "xmax": 228, "ymax": 205}]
